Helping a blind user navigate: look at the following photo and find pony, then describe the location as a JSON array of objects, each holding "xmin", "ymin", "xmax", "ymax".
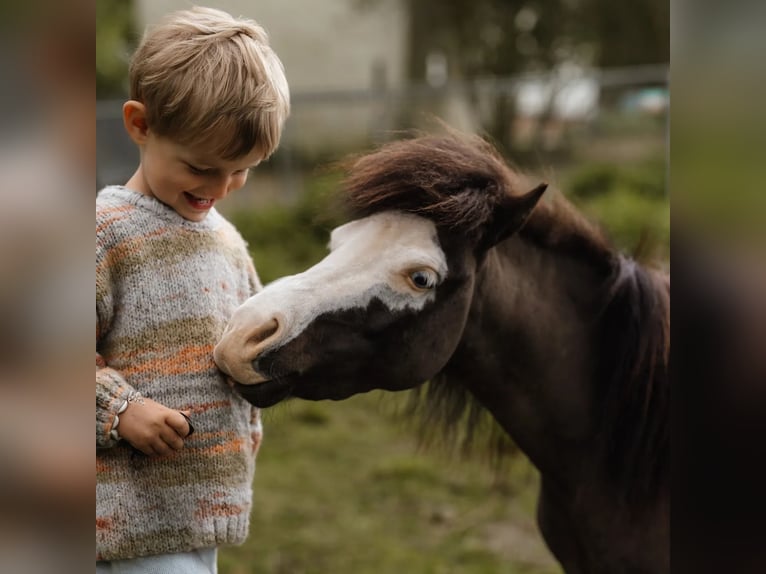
[{"xmin": 214, "ymin": 132, "xmax": 670, "ymax": 574}]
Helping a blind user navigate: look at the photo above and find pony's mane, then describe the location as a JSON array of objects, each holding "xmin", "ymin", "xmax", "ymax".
[
  {"xmin": 597, "ymin": 259, "xmax": 670, "ymax": 504},
  {"xmin": 342, "ymin": 132, "xmax": 531, "ymax": 238},
  {"xmin": 342, "ymin": 132, "xmax": 614, "ymax": 270},
  {"xmin": 341, "ymin": 132, "xmax": 669, "ymax": 503}
]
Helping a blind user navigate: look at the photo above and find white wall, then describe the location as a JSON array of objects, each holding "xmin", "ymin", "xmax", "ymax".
[
  {"xmin": 136, "ymin": 0, "xmax": 408, "ymax": 92},
  {"xmin": 135, "ymin": 0, "xmax": 408, "ymax": 154}
]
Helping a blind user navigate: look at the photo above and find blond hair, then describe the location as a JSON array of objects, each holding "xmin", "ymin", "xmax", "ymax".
[{"xmin": 129, "ymin": 6, "xmax": 290, "ymax": 160}]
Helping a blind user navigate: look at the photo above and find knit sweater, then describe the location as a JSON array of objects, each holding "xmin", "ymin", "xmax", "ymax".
[{"xmin": 96, "ymin": 186, "xmax": 262, "ymax": 561}]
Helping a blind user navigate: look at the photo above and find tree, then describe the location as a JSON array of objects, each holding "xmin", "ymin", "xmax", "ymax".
[
  {"xmin": 397, "ymin": 0, "xmax": 667, "ymax": 152},
  {"xmin": 97, "ymin": 0, "xmax": 138, "ymax": 99},
  {"xmin": 584, "ymin": 0, "xmax": 669, "ymax": 67}
]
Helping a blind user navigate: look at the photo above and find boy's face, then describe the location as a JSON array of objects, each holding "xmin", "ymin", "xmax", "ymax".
[{"xmin": 134, "ymin": 134, "xmax": 262, "ymax": 222}]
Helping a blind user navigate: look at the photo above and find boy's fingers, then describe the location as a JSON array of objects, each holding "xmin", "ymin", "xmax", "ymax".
[
  {"xmin": 178, "ymin": 411, "xmax": 194, "ymax": 437},
  {"xmin": 160, "ymin": 428, "xmax": 184, "ymax": 451},
  {"xmin": 151, "ymin": 439, "xmax": 173, "ymax": 457},
  {"xmin": 139, "ymin": 441, "xmax": 163, "ymax": 457},
  {"xmin": 169, "ymin": 410, "xmax": 194, "ymax": 438}
]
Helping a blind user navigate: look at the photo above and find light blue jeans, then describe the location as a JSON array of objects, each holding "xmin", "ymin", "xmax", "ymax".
[{"xmin": 96, "ymin": 548, "xmax": 217, "ymax": 574}]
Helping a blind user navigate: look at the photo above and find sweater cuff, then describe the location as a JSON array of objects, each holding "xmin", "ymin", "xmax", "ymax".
[{"xmin": 96, "ymin": 367, "xmax": 136, "ymax": 448}]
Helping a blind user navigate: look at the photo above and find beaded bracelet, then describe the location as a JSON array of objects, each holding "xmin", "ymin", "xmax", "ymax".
[{"xmin": 109, "ymin": 391, "xmax": 145, "ymax": 441}]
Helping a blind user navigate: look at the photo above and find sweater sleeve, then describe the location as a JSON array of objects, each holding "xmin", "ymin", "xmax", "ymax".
[
  {"xmin": 96, "ymin": 233, "xmax": 137, "ymax": 448},
  {"xmin": 245, "ymin": 250, "xmax": 263, "ymax": 452},
  {"xmin": 96, "ymin": 355, "xmax": 137, "ymax": 448}
]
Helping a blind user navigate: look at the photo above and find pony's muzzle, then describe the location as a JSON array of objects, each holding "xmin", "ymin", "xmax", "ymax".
[{"xmin": 214, "ymin": 312, "xmax": 284, "ymax": 385}]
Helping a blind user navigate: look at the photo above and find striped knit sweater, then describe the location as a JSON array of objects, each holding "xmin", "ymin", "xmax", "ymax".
[{"xmin": 96, "ymin": 186, "xmax": 262, "ymax": 561}]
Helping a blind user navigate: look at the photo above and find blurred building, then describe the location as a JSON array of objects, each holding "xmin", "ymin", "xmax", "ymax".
[
  {"xmin": 100, "ymin": 0, "xmax": 484, "ymax": 188},
  {"xmin": 97, "ymin": 0, "xmax": 667, "ymax": 192},
  {"xmin": 136, "ymin": 0, "xmax": 410, "ymax": 156}
]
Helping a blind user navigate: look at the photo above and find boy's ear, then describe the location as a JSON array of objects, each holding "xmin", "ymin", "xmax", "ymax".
[{"xmin": 122, "ymin": 100, "xmax": 149, "ymax": 145}]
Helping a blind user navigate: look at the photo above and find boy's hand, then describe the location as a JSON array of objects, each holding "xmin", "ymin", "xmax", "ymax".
[{"xmin": 117, "ymin": 398, "xmax": 193, "ymax": 456}]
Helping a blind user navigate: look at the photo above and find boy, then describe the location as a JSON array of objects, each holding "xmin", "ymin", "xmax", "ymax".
[{"xmin": 96, "ymin": 7, "xmax": 289, "ymax": 572}]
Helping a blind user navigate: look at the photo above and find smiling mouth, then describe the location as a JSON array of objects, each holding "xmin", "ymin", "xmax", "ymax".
[{"xmin": 184, "ymin": 192, "xmax": 215, "ymax": 210}]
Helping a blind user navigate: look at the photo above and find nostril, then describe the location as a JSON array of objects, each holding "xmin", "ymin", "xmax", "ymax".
[
  {"xmin": 214, "ymin": 312, "xmax": 283, "ymax": 385},
  {"xmin": 248, "ymin": 317, "xmax": 280, "ymax": 347}
]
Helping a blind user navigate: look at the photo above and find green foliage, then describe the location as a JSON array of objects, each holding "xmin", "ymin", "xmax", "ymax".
[
  {"xmin": 97, "ymin": 0, "xmax": 137, "ymax": 98},
  {"xmin": 565, "ymin": 159, "xmax": 669, "ymax": 260},
  {"xmin": 229, "ymin": 173, "xmax": 346, "ymax": 283},
  {"xmin": 577, "ymin": 187, "xmax": 669, "ymax": 258},
  {"xmin": 567, "ymin": 160, "xmax": 666, "ymax": 200}
]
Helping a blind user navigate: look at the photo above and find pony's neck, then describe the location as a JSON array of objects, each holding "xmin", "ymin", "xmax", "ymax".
[{"xmin": 450, "ymin": 231, "xmax": 611, "ymax": 477}]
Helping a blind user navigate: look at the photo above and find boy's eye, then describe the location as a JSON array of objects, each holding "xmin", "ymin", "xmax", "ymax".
[{"xmin": 186, "ymin": 163, "xmax": 211, "ymax": 175}]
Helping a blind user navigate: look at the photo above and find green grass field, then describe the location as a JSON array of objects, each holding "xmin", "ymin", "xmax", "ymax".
[{"xmin": 219, "ymin": 392, "xmax": 561, "ymax": 573}]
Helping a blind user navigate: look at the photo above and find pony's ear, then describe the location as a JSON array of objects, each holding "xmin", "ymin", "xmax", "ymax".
[{"xmin": 481, "ymin": 183, "xmax": 548, "ymax": 250}]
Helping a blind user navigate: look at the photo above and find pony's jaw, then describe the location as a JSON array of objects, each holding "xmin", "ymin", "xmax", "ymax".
[{"xmin": 214, "ymin": 212, "xmax": 448, "ymax": 388}]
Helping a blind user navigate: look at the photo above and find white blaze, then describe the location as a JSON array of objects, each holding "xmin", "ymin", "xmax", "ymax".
[{"xmin": 215, "ymin": 212, "xmax": 447, "ymax": 383}]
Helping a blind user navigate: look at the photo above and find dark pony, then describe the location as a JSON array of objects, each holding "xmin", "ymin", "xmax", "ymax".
[
  {"xmin": 342, "ymin": 132, "xmax": 669, "ymax": 506},
  {"xmin": 214, "ymin": 131, "xmax": 671, "ymax": 573}
]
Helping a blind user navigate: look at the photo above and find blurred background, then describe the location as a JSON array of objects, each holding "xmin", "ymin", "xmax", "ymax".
[
  {"xmin": 97, "ymin": 1, "xmax": 668, "ymax": 572},
  {"xmin": 98, "ymin": 0, "xmax": 670, "ymax": 265}
]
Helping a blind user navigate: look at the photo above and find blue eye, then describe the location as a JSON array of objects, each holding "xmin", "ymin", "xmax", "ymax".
[{"xmin": 409, "ymin": 269, "xmax": 438, "ymax": 290}]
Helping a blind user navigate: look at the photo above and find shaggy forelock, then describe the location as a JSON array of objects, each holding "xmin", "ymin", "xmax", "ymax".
[{"xmin": 342, "ymin": 133, "xmax": 529, "ymax": 237}]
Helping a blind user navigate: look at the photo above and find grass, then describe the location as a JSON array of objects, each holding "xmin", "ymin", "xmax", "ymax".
[{"xmin": 219, "ymin": 392, "xmax": 561, "ymax": 574}]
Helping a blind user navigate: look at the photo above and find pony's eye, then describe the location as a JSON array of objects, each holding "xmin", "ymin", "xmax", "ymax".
[{"xmin": 408, "ymin": 269, "xmax": 438, "ymax": 291}]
